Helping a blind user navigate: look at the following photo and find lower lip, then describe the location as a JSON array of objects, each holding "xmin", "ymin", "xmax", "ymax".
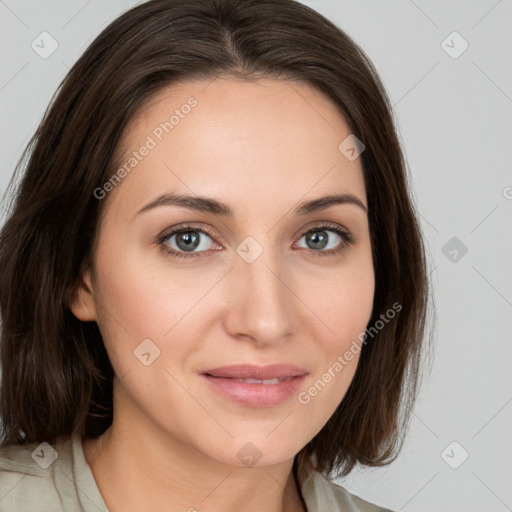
[{"xmin": 201, "ymin": 374, "xmax": 307, "ymax": 407}]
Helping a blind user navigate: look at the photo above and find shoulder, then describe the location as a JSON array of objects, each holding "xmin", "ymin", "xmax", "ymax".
[
  {"xmin": 0, "ymin": 435, "xmax": 73, "ymax": 512},
  {"xmin": 311, "ymin": 472, "xmax": 395, "ymax": 512},
  {"xmin": 297, "ymin": 457, "xmax": 395, "ymax": 512}
]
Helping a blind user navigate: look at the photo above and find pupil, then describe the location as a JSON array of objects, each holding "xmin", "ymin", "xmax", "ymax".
[
  {"xmin": 307, "ymin": 231, "xmax": 327, "ymax": 250},
  {"xmin": 177, "ymin": 231, "xmax": 199, "ymax": 251}
]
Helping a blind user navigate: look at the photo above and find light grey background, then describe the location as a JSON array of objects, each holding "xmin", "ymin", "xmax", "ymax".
[{"xmin": 1, "ymin": 1, "xmax": 511, "ymax": 511}]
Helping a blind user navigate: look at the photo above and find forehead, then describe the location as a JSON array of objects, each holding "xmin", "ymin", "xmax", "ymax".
[{"xmin": 106, "ymin": 76, "xmax": 366, "ymax": 217}]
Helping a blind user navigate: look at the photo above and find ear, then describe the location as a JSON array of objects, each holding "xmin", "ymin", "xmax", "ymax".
[{"xmin": 68, "ymin": 268, "xmax": 98, "ymax": 322}]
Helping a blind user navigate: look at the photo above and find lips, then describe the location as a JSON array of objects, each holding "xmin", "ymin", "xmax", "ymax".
[
  {"xmin": 201, "ymin": 364, "xmax": 309, "ymax": 407},
  {"xmin": 202, "ymin": 363, "xmax": 308, "ymax": 380}
]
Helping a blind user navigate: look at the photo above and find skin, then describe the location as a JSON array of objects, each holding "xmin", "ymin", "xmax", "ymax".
[{"xmin": 71, "ymin": 76, "xmax": 375, "ymax": 512}]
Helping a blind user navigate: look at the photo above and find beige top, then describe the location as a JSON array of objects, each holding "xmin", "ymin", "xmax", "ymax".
[{"xmin": 0, "ymin": 433, "xmax": 393, "ymax": 511}]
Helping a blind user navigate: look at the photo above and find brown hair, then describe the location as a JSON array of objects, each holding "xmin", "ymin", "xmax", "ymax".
[{"xmin": 0, "ymin": 0, "xmax": 433, "ymax": 478}]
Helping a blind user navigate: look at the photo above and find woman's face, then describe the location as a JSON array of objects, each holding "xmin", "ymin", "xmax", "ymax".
[{"xmin": 72, "ymin": 76, "xmax": 375, "ymax": 467}]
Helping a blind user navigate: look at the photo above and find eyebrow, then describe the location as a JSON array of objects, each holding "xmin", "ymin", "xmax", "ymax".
[{"xmin": 134, "ymin": 192, "xmax": 367, "ymax": 219}]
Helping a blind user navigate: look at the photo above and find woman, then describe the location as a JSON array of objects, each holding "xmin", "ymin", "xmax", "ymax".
[{"xmin": 0, "ymin": 0, "xmax": 431, "ymax": 510}]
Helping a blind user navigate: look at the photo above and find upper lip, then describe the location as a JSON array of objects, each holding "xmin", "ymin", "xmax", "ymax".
[{"xmin": 202, "ymin": 364, "xmax": 308, "ymax": 380}]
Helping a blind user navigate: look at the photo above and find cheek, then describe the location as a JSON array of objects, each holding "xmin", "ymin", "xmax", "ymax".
[
  {"xmin": 304, "ymin": 258, "xmax": 375, "ymax": 346},
  {"xmin": 333, "ymin": 274, "xmax": 375, "ymax": 342},
  {"xmin": 89, "ymin": 241, "xmax": 170, "ymax": 374},
  {"xmin": 294, "ymin": 270, "xmax": 374, "ymax": 433},
  {"xmin": 92, "ymin": 241, "xmax": 196, "ymax": 336},
  {"xmin": 90, "ymin": 240, "xmax": 230, "ymax": 377},
  {"xmin": 298, "ymin": 254, "xmax": 374, "ymax": 388}
]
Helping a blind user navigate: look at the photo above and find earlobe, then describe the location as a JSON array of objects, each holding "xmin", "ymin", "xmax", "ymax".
[{"xmin": 68, "ymin": 271, "xmax": 97, "ymax": 322}]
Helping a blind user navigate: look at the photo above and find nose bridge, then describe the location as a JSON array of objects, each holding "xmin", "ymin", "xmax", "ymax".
[{"xmin": 225, "ymin": 239, "xmax": 295, "ymax": 343}]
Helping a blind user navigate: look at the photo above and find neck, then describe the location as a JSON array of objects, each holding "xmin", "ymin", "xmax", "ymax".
[{"xmin": 83, "ymin": 412, "xmax": 307, "ymax": 512}]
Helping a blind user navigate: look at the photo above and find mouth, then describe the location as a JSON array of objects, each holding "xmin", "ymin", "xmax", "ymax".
[
  {"xmin": 200, "ymin": 364, "xmax": 308, "ymax": 407},
  {"xmin": 201, "ymin": 363, "xmax": 308, "ymax": 380},
  {"xmin": 210, "ymin": 376, "xmax": 296, "ymax": 384}
]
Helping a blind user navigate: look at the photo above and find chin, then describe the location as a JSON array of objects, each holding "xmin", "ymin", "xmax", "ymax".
[{"xmin": 206, "ymin": 437, "xmax": 299, "ymax": 469}]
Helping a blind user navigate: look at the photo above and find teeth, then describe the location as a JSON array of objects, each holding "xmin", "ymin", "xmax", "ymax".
[{"xmin": 232, "ymin": 377, "xmax": 284, "ymax": 384}]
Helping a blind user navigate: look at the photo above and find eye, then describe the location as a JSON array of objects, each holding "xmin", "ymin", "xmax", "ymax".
[
  {"xmin": 157, "ymin": 222, "xmax": 355, "ymax": 260},
  {"xmin": 158, "ymin": 224, "xmax": 219, "ymax": 259},
  {"xmin": 294, "ymin": 223, "xmax": 355, "ymax": 257}
]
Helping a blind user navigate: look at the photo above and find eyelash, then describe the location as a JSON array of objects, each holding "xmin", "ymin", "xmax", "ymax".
[{"xmin": 157, "ymin": 222, "xmax": 355, "ymax": 260}]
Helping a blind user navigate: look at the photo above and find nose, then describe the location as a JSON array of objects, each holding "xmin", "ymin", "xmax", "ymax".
[{"xmin": 223, "ymin": 245, "xmax": 296, "ymax": 346}]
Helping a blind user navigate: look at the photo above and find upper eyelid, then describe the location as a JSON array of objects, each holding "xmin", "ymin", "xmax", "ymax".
[{"xmin": 158, "ymin": 223, "xmax": 216, "ymax": 245}]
